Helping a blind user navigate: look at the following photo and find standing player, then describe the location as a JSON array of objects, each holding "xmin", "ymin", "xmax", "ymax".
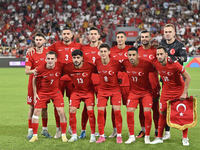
[
  {"xmin": 25, "ymin": 33, "xmax": 52, "ymax": 139},
  {"xmin": 63, "ymin": 50, "xmax": 97, "ymax": 143},
  {"xmin": 150, "ymin": 46, "xmax": 191, "ymax": 146},
  {"xmin": 29, "ymin": 51, "xmax": 68, "ymax": 142},
  {"xmin": 78, "ymin": 26, "xmax": 102, "ymax": 138},
  {"xmin": 95, "ymin": 43, "xmax": 123, "ymax": 144},
  {"xmin": 122, "ymin": 47, "xmax": 154, "ymax": 144},
  {"xmin": 137, "ymin": 30, "xmax": 160, "ymax": 138},
  {"xmin": 160, "ymin": 24, "xmax": 187, "ymax": 140},
  {"xmin": 109, "ymin": 31, "xmax": 132, "ymax": 138}
]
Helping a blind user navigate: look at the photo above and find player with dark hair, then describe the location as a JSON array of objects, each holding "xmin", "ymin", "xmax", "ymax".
[
  {"xmin": 25, "ymin": 33, "xmax": 52, "ymax": 139},
  {"xmin": 29, "ymin": 51, "xmax": 68, "ymax": 142},
  {"xmin": 160, "ymin": 24, "xmax": 187, "ymax": 140},
  {"xmin": 95, "ymin": 43, "xmax": 123, "ymax": 143},
  {"xmin": 150, "ymin": 46, "xmax": 191, "ymax": 146},
  {"xmin": 108, "ymin": 31, "xmax": 132, "ymax": 138},
  {"xmin": 136, "ymin": 30, "xmax": 160, "ymax": 138},
  {"xmin": 122, "ymin": 47, "xmax": 155, "ymax": 144},
  {"xmin": 62, "ymin": 49, "xmax": 97, "ymax": 142}
]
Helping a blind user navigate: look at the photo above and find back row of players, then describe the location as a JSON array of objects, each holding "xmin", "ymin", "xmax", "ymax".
[{"xmin": 25, "ymin": 24, "xmax": 191, "ymax": 146}]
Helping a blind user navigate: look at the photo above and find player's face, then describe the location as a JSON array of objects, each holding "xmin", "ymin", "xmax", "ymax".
[
  {"xmin": 128, "ymin": 50, "xmax": 139, "ymax": 64},
  {"xmin": 35, "ymin": 36, "xmax": 45, "ymax": 48},
  {"xmin": 156, "ymin": 48, "xmax": 167, "ymax": 63},
  {"xmin": 72, "ymin": 55, "xmax": 83, "ymax": 67},
  {"xmin": 89, "ymin": 30, "xmax": 100, "ymax": 43},
  {"xmin": 99, "ymin": 47, "xmax": 110, "ymax": 60},
  {"xmin": 164, "ymin": 27, "xmax": 175, "ymax": 41},
  {"xmin": 46, "ymin": 54, "xmax": 57, "ymax": 67},
  {"xmin": 141, "ymin": 32, "xmax": 150, "ymax": 46},
  {"xmin": 116, "ymin": 33, "xmax": 126, "ymax": 45},
  {"xmin": 62, "ymin": 30, "xmax": 73, "ymax": 42}
]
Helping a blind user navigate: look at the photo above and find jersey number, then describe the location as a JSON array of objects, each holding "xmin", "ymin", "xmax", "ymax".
[
  {"xmin": 132, "ymin": 76, "xmax": 138, "ymax": 82},
  {"xmin": 77, "ymin": 78, "xmax": 83, "ymax": 84},
  {"xmin": 104, "ymin": 76, "xmax": 108, "ymax": 82},
  {"xmin": 50, "ymin": 79, "xmax": 54, "ymax": 84},
  {"xmin": 163, "ymin": 76, "xmax": 169, "ymax": 82},
  {"xmin": 92, "ymin": 57, "xmax": 96, "ymax": 63},
  {"xmin": 65, "ymin": 54, "xmax": 68, "ymax": 61}
]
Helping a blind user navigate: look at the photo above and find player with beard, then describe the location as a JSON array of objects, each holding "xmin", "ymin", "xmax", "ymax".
[
  {"xmin": 150, "ymin": 46, "xmax": 191, "ymax": 146},
  {"xmin": 28, "ymin": 27, "xmax": 82, "ymax": 138},
  {"xmin": 136, "ymin": 30, "xmax": 160, "ymax": 138},
  {"xmin": 108, "ymin": 31, "xmax": 132, "ymax": 138},
  {"xmin": 160, "ymin": 24, "xmax": 187, "ymax": 140},
  {"xmin": 62, "ymin": 50, "xmax": 97, "ymax": 143},
  {"xmin": 25, "ymin": 33, "xmax": 52, "ymax": 139}
]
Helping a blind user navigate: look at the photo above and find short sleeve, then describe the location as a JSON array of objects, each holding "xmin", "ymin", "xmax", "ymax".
[
  {"xmin": 175, "ymin": 61, "xmax": 185, "ymax": 74},
  {"xmin": 25, "ymin": 55, "xmax": 33, "ymax": 67}
]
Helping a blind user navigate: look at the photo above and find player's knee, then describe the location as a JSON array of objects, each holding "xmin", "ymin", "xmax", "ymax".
[
  {"xmin": 87, "ymin": 106, "xmax": 93, "ymax": 111},
  {"xmin": 69, "ymin": 107, "xmax": 77, "ymax": 113},
  {"xmin": 33, "ymin": 109, "xmax": 41, "ymax": 116},
  {"xmin": 127, "ymin": 107, "xmax": 135, "ymax": 112},
  {"xmin": 144, "ymin": 107, "xmax": 151, "ymax": 112}
]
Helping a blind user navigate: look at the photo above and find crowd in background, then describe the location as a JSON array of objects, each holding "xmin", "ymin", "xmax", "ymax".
[{"xmin": 0, "ymin": 0, "xmax": 200, "ymax": 57}]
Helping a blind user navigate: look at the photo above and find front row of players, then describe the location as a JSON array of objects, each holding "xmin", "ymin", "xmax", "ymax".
[{"xmin": 29, "ymin": 43, "xmax": 191, "ymax": 146}]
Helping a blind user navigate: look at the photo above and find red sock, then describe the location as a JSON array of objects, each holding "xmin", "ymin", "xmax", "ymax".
[
  {"xmin": 104, "ymin": 109, "xmax": 107, "ymax": 126},
  {"xmin": 87, "ymin": 110, "xmax": 95, "ymax": 134},
  {"xmin": 70, "ymin": 112, "xmax": 77, "ymax": 134},
  {"xmin": 114, "ymin": 110, "xmax": 122, "ymax": 134},
  {"xmin": 97, "ymin": 110, "xmax": 105, "ymax": 135},
  {"xmin": 144, "ymin": 111, "xmax": 152, "ymax": 136},
  {"xmin": 158, "ymin": 114, "xmax": 166, "ymax": 138},
  {"xmin": 81, "ymin": 104, "xmax": 88, "ymax": 130},
  {"xmin": 60, "ymin": 122, "xmax": 67, "ymax": 134},
  {"xmin": 28, "ymin": 119, "xmax": 32, "ymax": 129},
  {"xmin": 182, "ymin": 128, "xmax": 188, "ymax": 138},
  {"xmin": 32, "ymin": 123, "xmax": 39, "ymax": 135},
  {"xmin": 152, "ymin": 100, "xmax": 159, "ymax": 130},
  {"xmin": 111, "ymin": 108, "xmax": 116, "ymax": 128},
  {"xmin": 54, "ymin": 107, "xmax": 60, "ymax": 128},
  {"xmin": 42, "ymin": 118, "xmax": 48, "ymax": 128},
  {"xmin": 139, "ymin": 101, "xmax": 145, "ymax": 127},
  {"xmin": 127, "ymin": 112, "xmax": 134, "ymax": 135}
]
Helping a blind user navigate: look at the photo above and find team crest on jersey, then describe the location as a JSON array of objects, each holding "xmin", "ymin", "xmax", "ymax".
[
  {"xmin": 124, "ymin": 52, "xmax": 127, "ymax": 57},
  {"xmin": 40, "ymin": 58, "xmax": 44, "ymax": 61},
  {"xmin": 170, "ymin": 49, "xmax": 175, "ymax": 55},
  {"xmin": 82, "ymin": 72, "xmax": 88, "ymax": 77},
  {"xmin": 71, "ymin": 48, "xmax": 75, "ymax": 52},
  {"xmin": 138, "ymin": 72, "xmax": 144, "ymax": 76},
  {"xmin": 55, "ymin": 72, "xmax": 60, "ymax": 76},
  {"xmin": 119, "ymin": 53, "xmax": 123, "ymax": 56},
  {"xmin": 108, "ymin": 70, "xmax": 114, "ymax": 75},
  {"xmin": 149, "ymin": 55, "xmax": 154, "ymax": 60},
  {"xmin": 91, "ymin": 51, "xmax": 96, "ymax": 54},
  {"xmin": 167, "ymin": 72, "xmax": 173, "ymax": 76}
]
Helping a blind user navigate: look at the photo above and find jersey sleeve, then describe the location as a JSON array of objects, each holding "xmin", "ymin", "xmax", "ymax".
[
  {"xmin": 25, "ymin": 55, "xmax": 33, "ymax": 67},
  {"xmin": 178, "ymin": 42, "xmax": 187, "ymax": 62},
  {"xmin": 175, "ymin": 61, "xmax": 185, "ymax": 74},
  {"xmin": 47, "ymin": 43, "xmax": 56, "ymax": 52}
]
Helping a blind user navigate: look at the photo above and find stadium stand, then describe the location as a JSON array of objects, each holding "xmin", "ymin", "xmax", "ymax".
[{"xmin": 0, "ymin": 0, "xmax": 200, "ymax": 57}]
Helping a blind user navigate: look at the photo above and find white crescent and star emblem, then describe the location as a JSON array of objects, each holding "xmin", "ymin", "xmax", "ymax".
[
  {"xmin": 82, "ymin": 72, "xmax": 88, "ymax": 77},
  {"xmin": 176, "ymin": 103, "xmax": 186, "ymax": 116},
  {"xmin": 71, "ymin": 48, "xmax": 75, "ymax": 52},
  {"xmin": 108, "ymin": 70, "xmax": 114, "ymax": 75},
  {"xmin": 55, "ymin": 72, "xmax": 59, "ymax": 77},
  {"xmin": 138, "ymin": 72, "xmax": 144, "ymax": 76},
  {"xmin": 149, "ymin": 55, "xmax": 154, "ymax": 60},
  {"xmin": 98, "ymin": 52, "xmax": 100, "ymax": 56},
  {"xmin": 167, "ymin": 72, "xmax": 173, "ymax": 76},
  {"xmin": 124, "ymin": 52, "xmax": 127, "ymax": 57}
]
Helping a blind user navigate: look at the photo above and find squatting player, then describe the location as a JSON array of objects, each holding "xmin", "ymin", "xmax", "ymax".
[
  {"xmin": 63, "ymin": 50, "xmax": 97, "ymax": 143},
  {"xmin": 122, "ymin": 47, "xmax": 154, "ymax": 144},
  {"xmin": 29, "ymin": 51, "xmax": 68, "ymax": 142},
  {"xmin": 95, "ymin": 43, "xmax": 123, "ymax": 144},
  {"xmin": 150, "ymin": 46, "xmax": 191, "ymax": 146},
  {"xmin": 25, "ymin": 33, "xmax": 52, "ymax": 139}
]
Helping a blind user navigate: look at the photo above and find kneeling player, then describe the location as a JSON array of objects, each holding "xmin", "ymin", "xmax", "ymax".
[
  {"xmin": 29, "ymin": 51, "xmax": 68, "ymax": 142},
  {"xmin": 63, "ymin": 50, "xmax": 97, "ymax": 142},
  {"xmin": 122, "ymin": 47, "xmax": 155, "ymax": 144},
  {"xmin": 95, "ymin": 43, "xmax": 123, "ymax": 143}
]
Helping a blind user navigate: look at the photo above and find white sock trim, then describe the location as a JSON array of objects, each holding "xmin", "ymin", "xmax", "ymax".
[{"xmin": 32, "ymin": 115, "xmax": 39, "ymax": 119}]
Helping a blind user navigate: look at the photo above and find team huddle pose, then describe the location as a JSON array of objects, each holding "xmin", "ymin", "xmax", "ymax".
[{"xmin": 25, "ymin": 24, "xmax": 191, "ymax": 146}]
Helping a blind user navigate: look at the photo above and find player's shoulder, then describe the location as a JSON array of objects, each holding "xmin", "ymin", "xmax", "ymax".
[
  {"xmin": 159, "ymin": 39, "xmax": 166, "ymax": 45},
  {"xmin": 175, "ymin": 39, "xmax": 185, "ymax": 47},
  {"xmin": 72, "ymin": 41, "xmax": 82, "ymax": 48},
  {"xmin": 122, "ymin": 58, "xmax": 129, "ymax": 65}
]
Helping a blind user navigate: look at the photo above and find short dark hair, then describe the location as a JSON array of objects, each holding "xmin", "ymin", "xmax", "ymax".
[
  {"xmin": 72, "ymin": 49, "xmax": 83, "ymax": 57},
  {"xmin": 62, "ymin": 27, "xmax": 73, "ymax": 33},
  {"xmin": 34, "ymin": 33, "xmax": 46, "ymax": 39},
  {"xmin": 46, "ymin": 51, "xmax": 57, "ymax": 58},
  {"xmin": 117, "ymin": 31, "xmax": 126, "ymax": 37},
  {"xmin": 99, "ymin": 43, "xmax": 110, "ymax": 51},
  {"xmin": 128, "ymin": 47, "xmax": 138, "ymax": 54},
  {"xmin": 89, "ymin": 26, "xmax": 100, "ymax": 34},
  {"xmin": 140, "ymin": 30, "xmax": 151, "ymax": 36},
  {"xmin": 157, "ymin": 45, "xmax": 167, "ymax": 53}
]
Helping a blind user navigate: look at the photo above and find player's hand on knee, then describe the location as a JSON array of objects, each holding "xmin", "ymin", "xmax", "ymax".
[{"xmin": 180, "ymin": 92, "xmax": 187, "ymax": 101}]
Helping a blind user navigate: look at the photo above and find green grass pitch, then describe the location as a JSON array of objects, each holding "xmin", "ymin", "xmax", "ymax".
[{"xmin": 0, "ymin": 67, "xmax": 199, "ymax": 150}]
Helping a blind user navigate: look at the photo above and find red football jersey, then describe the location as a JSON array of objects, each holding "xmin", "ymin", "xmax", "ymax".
[
  {"xmin": 63, "ymin": 62, "xmax": 97, "ymax": 92},
  {"xmin": 25, "ymin": 48, "xmax": 49, "ymax": 89},
  {"xmin": 82, "ymin": 44, "xmax": 100, "ymax": 65},
  {"xmin": 35, "ymin": 62, "xmax": 63, "ymax": 95},
  {"xmin": 138, "ymin": 45, "xmax": 160, "ymax": 89},
  {"xmin": 48, "ymin": 41, "xmax": 82, "ymax": 64},
  {"xmin": 95, "ymin": 57, "xmax": 123, "ymax": 90},
  {"xmin": 153, "ymin": 59, "xmax": 185, "ymax": 99},
  {"xmin": 110, "ymin": 45, "xmax": 132, "ymax": 87},
  {"xmin": 122, "ymin": 59, "xmax": 155, "ymax": 95},
  {"xmin": 82, "ymin": 44, "xmax": 101, "ymax": 85}
]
